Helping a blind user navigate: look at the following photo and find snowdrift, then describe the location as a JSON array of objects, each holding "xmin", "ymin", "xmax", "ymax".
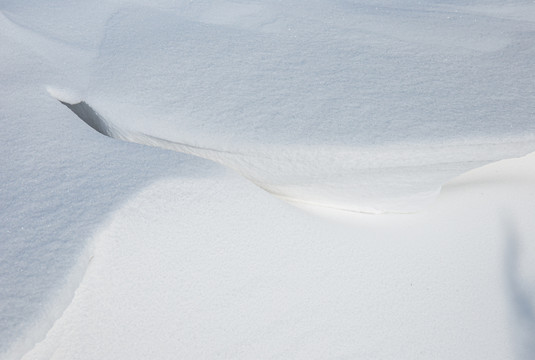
[
  {"xmin": 1, "ymin": 0, "xmax": 535, "ymax": 359},
  {"xmin": 57, "ymin": 98, "xmax": 535, "ymax": 213},
  {"xmin": 49, "ymin": 1, "xmax": 535, "ymax": 213}
]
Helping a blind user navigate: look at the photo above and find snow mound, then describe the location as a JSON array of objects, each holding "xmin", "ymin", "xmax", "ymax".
[{"xmin": 48, "ymin": 2, "xmax": 535, "ymax": 212}]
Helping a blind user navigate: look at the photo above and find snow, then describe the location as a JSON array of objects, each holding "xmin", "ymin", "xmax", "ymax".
[
  {"xmin": 14, "ymin": 153, "xmax": 535, "ymax": 360},
  {"xmin": 52, "ymin": 1, "xmax": 535, "ymax": 212},
  {"xmin": 1, "ymin": 0, "xmax": 535, "ymax": 359}
]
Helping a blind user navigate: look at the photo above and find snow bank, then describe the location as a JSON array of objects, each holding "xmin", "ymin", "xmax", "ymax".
[{"xmin": 65, "ymin": 1, "xmax": 535, "ymax": 212}]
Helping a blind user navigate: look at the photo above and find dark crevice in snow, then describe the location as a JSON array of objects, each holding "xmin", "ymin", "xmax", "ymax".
[
  {"xmin": 57, "ymin": 100, "xmax": 237, "ymax": 156},
  {"xmin": 59, "ymin": 101, "xmax": 113, "ymax": 137}
]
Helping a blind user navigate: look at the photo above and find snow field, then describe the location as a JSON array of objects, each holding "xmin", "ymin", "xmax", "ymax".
[{"xmin": 1, "ymin": 0, "xmax": 535, "ymax": 358}]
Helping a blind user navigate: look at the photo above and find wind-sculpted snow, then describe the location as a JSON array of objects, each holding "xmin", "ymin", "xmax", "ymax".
[
  {"xmin": 49, "ymin": 2, "xmax": 535, "ymax": 212},
  {"xmin": 2, "ymin": 1, "xmax": 535, "ymax": 359},
  {"xmin": 58, "ymin": 99, "xmax": 535, "ymax": 213}
]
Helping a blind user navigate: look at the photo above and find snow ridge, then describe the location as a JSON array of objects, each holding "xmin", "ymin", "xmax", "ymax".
[{"xmin": 57, "ymin": 99, "xmax": 535, "ymax": 214}]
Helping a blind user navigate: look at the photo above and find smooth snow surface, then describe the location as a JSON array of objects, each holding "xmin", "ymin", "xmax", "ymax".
[
  {"xmin": 1, "ymin": 0, "xmax": 535, "ymax": 359},
  {"xmin": 19, "ymin": 153, "xmax": 535, "ymax": 360}
]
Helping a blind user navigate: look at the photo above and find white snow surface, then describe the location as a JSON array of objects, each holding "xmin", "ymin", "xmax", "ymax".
[
  {"xmin": 1, "ymin": 0, "xmax": 535, "ymax": 359},
  {"xmin": 19, "ymin": 154, "xmax": 535, "ymax": 360},
  {"xmin": 33, "ymin": 0, "xmax": 535, "ymax": 212}
]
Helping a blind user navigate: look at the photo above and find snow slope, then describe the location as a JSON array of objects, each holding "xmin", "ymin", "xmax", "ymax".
[
  {"xmin": 1, "ymin": 0, "xmax": 534, "ymax": 359},
  {"xmin": 19, "ymin": 153, "xmax": 535, "ymax": 360}
]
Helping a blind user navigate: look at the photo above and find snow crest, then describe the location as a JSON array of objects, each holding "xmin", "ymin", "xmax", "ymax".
[{"xmin": 58, "ymin": 99, "xmax": 535, "ymax": 213}]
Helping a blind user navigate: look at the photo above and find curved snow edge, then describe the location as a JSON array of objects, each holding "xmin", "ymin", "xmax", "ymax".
[
  {"xmin": 3, "ymin": 245, "xmax": 95, "ymax": 360},
  {"xmin": 56, "ymin": 98, "xmax": 535, "ymax": 214}
]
